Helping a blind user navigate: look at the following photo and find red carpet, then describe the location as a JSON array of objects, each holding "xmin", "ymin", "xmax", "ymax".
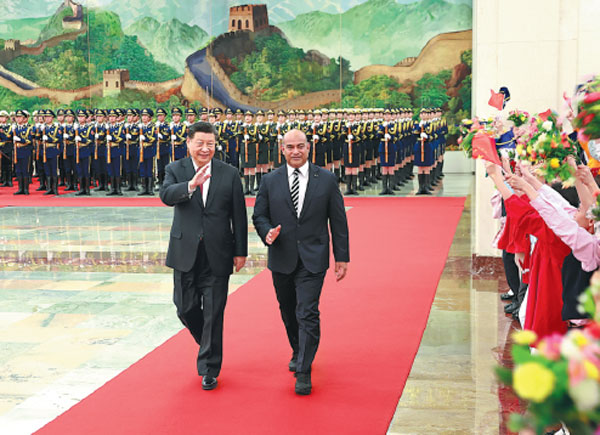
[{"xmin": 35, "ymin": 197, "xmax": 465, "ymax": 435}]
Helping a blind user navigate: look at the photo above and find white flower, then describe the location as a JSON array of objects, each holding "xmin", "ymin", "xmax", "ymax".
[
  {"xmin": 539, "ymin": 133, "xmax": 548, "ymax": 143},
  {"xmin": 569, "ymin": 379, "xmax": 600, "ymax": 411},
  {"xmin": 560, "ymin": 336, "xmax": 584, "ymax": 361},
  {"xmin": 542, "ymin": 120, "xmax": 553, "ymax": 131}
]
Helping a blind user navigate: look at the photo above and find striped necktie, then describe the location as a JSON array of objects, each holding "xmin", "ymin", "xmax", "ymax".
[{"xmin": 291, "ymin": 168, "xmax": 300, "ymax": 215}]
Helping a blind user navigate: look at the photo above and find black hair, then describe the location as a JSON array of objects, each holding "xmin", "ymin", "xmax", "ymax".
[
  {"xmin": 188, "ymin": 121, "xmax": 216, "ymax": 139},
  {"xmin": 550, "ymin": 182, "xmax": 580, "ymax": 208}
]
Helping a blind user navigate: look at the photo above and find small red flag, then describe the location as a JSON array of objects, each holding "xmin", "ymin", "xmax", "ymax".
[
  {"xmin": 472, "ymin": 132, "xmax": 501, "ymax": 165},
  {"xmin": 539, "ymin": 109, "xmax": 552, "ymax": 121},
  {"xmin": 488, "ymin": 89, "xmax": 505, "ymax": 111}
]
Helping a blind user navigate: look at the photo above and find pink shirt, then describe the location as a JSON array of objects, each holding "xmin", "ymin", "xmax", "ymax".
[{"xmin": 530, "ymin": 185, "xmax": 600, "ymax": 272}]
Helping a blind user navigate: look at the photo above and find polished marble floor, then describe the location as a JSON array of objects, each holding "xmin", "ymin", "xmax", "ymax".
[{"xmin": 0, "ymin": 173, "xmax": 516, "ymax": 434}]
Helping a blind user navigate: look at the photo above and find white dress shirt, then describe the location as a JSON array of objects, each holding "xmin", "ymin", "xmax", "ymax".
[
  {"xmin": 188, "ymin": 159, "xmax": 211, "ymax": 206},
  {"xmin": 287, "ymin": 161, "xmax": 309, "ymax": 218}
]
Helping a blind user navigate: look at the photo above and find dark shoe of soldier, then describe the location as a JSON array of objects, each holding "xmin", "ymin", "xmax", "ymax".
[
  {"xmin": 416, "ymin": 174, "xmax": 431, "ymax": 195},
  {"xmin": 107, "ymin": 177, "xmax": 119, "ymax": 196},
  {"xmin": 44, "ymin": 176, "xmax": 54, "ymax": 195},
  {"xmin": 115, "ymin": 176, "xmax": 124, "ymax": 196},
  {"xmin": 295, "ymin": 372, "xmax": 311, "ymax": 395},
  {"xmin": 14, "ymin": 177, "xmax": 24, "ymax": 195},
  {"xmin": 504, "ymin": 301, "xmax": 519, "ymax": 314},
  {"xmin": 500, "ymin": 291, "xmax": 515, "ymax": 301},
  {"xmin": 52, "ymin": 177, "xmax": 59, "ymax": 195},
  {"xmin": 202, "ymin": 376, "xmax": 218, "ymax": 391},
  {"xmin": 58, "ymin": 176, "xmax": 66, "ymax": 187},
  {"xmin": 76, "ymin": 177, "xmax": 87, "ymax": 196},
  {"xmin": 36, "ymin": 177, "xmax": 47, "ymax": 191}
]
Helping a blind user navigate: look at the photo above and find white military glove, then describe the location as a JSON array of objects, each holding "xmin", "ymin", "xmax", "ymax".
[
  {"xmin": 217, "ymin": 145, "xmax": 223, "ymax": 151},
  {"xmin": 94, "ymin": 133, "xmax": 99, "ymax": 139},
  {"xmin": 313, "ymin": 134, "xmax": 319, "ymax": 141},
  {"xmin": 13, "ymin": 135, "xmax": 21, "ymax": 142},
  {"xmin": 158, "ymin": 133, "xmax": 164, "ymax": 139},
  {"xmin": 244, "ymin": 134, "xmax": 250, "ymax": 140},
  {"xmin": 381, "ymin": 122, "xmax": 388, "ymax": 127},
  {"xmin": 277, "ymin": 134, "xmax": 283, "ymax": 140},
  {"xmin": 126, "ymin": 133, "xmax": 132, "ymax": 139},
  {"xmin": 63, "ymin": 133, "xmax": 69, "ymax": 139},
  {"xmin": 420, "ymin": 132, "xmax": 428, "ymax": 139},
  {"xmin": 384, "ymin": 133, "xmax": 391, "ymax": 140},
  {"xmin": 107, "ymin": 134, "xmax": 113, "ymax": 142},
  {"xmin": 42, "ymin": 135, "xmax": 49, "ymax": 141},
  {"xmin": 140, "ymin": 135, "xmax": 146, "ymax": 141},
  {"xmin": 75, "ymin": 135, "xmax": 82, "ymax": 142},
  {"xmin": 171, "ymin": 134, "xmax": 177, "ymax": 141},
  {"xmin": 348, "ymin": 134, "xmax": 354, "ymax": 140}
]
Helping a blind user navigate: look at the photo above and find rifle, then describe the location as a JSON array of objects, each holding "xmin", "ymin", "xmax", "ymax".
[
  {"xmin": 312, "ymin": 123, "xmax": 317, "ymax": 164},
  {"xmin": 170, "ymin": 123, "xmax": 175, "ymax": 162},
  {"xmin": 75, "ymin": 123, "xmax": 80, "ymax": 165},
  {"xmin": 384, "ymin": 123, "xmax": 389, "ymax": 162},
  {"xmin": 347, "ymin": 124, "xmax": 353, "ymax": 164},
  {"xmin": 139, "ymin": 124, "xmax": 144, "ymax": 164}
]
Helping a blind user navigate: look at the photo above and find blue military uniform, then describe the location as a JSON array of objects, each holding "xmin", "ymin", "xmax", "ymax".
[
  {"xmin": 0, "ymin": 112, "xmax": 13, "ymax": 187},
  {"xmin": 75, "ymin": 109, "xmax": 94, "ymax": 195},
  {"xmin": 93, "ymin": 109, "xmax": 109, "ymax": 191},
  {"xmin": 106, "ymin": 109, "xmax": 125, "ymax": 196},
  {"xmin": 62, "ymin": 109, "xmax": 78, "ymax": 191},
  {"xmin": 123, "ymin": 108, "xmax": 140, "ymax": 191},
  {"xmin": 12, "ymin": 110, "xmax": 34, "ymax": 195},
  {"xmin": 41, "ymin": 109, "xmax": 63, "ymax": 195},
  {"xmin": 170, "ymin": 107, "xmax": 187, "ymax": 161},
  {"xmin": 138, "ymin": 108, "xmax": 157, "ymax": 196},
  {"xmin": 155, "ymin": 107, "xmax": 171, "ymax": 188}
]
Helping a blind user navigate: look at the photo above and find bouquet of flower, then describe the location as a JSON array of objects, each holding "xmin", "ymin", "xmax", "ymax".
[
  {"xmin": 458, "ymin": 118, "xmax": 495, "ymax": 158},
  {"xmin": 496, "ymin": 272, "xmax": 600, "ymax": 434},
  {"xmin": 573, "ymin": 76, "xmax": 600, "ymax": 140},
  {"xmin": 508, "ymin": 110, "xmax": 530, "ymax": 127},
  {"xmin": 515, "ymin": 113, "xmax": 577, "ymax": 185}
]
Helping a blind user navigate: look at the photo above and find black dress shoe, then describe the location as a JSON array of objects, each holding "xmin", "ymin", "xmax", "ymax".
[
  {"xmin": 202, "ymin": 376, "xmax": 218, "ymax": 390},
  {"xmin": 500, "ymin": 291, "xmax": 515, "ymax": 301},
  {"xmin": 289, "ymin": 355, "xmax": 298, "ymax": 372},
  {"xmin": 295, "ymin": 372, "xmax": 311, "ymax": 395},
  {"xmin": 504, "ymin": 301, "xmax": 519, "ymax": 314}
]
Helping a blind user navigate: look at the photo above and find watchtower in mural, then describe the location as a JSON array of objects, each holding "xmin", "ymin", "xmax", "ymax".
[
  {"xmin": 228, "ymin": 4, "xmax": 269, "ymax": 33},
  {"xmin": 103, "ymin": 69, "xmax": 130, "ymax": 97}
]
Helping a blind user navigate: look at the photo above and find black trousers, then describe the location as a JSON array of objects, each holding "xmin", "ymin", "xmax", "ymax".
[
  {"xmin": 502, "ymin": 250, "xmax": 521, "ymax": 294},
  {"xmin": 272, "ymin": 259, "xmax": 326, "ymax": 374},
  {"xmin": 173, "ymin": 241, "xmax": 230, "ymax": 377}
]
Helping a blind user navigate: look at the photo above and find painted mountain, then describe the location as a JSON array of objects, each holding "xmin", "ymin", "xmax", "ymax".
[
  {"xmin": 0, "ymin": 0, "xmax": 60, "ymax": 19},
  {"xmin": 278, "ymin": 0, "xmax": 472, "ymax": 69},
  {"xmin": 125, "ymin": 17, "xmax": 210, "ymax": 73}
]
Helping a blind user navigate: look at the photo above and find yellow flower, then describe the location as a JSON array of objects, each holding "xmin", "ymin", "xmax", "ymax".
[
  {"xmin": 527, "ymin": 145, "xmax": 533, "ymax": 154},
  {"xmin": 584, "ymin": 360, "xmax": 600, "ymax": 381},
  {"xmin": 550, "ymin": 158, "xmax": 560, "ymax": 169},
  {"xmin": 573, "ymin": 330, "xmax": 589, "ymax": 348},
  {"xmin": 512, "ymin": 330, "xmax": 537, "ymax": 346},
  {"xmin": 513, "ymin": 362, "xmax": 556, "ymax": 403},
  {"xmin": 516, "ymin": 144, "xmax": 524, "ymax": 155}
]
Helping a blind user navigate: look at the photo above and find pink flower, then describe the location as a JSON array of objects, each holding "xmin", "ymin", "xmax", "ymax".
[
  {"xmin": 584, "ymin": 92, "xmax": 600, "ymax": 104},
  {"xmin": 538, "ymin": 334, "xmax": 563, "ymax": 360},
  {"xmin": 569, "ymin": 360, "xmax": 587, "ymax": 386}
]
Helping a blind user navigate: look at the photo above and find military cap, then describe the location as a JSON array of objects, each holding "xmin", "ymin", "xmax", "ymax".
[
  {"xmin": 313, "ymin": 109, "xmax": 321, "ymax": 115},
  {"xmin": 107, "ymin": 109, "xmax": 118, "ymax": 117},
  {"xmin": 86, "ymin": 109, "xmax": 94, "ymax": 116},
  {"xmin": 225, "ymin": 108, "xmax": 233, "ymax": 114},
  {"xmin": 116, "ymin": 108, "xmax": 125, "ymax": 116},
  {"xmin": 42, "ymin": 109, "xmax": 54, "ymax": 117},
  {"xmin": 199, "ymin": 107, "xmax": 209, "ymax": 114},
  {"xmin": 76, "ymin": 109, "xmax": 87, "ymax": 117},
  {"xmin": 277, "ymin": 110, "xmax": 286, "ymax": 116},
  {"xmin": 234, "ymin": 108, "xmax": 243, "ymax": 115},
  {"xmin": 171, "ymin": 107, "xmax": 183, "ymax": 115},
  {"xmin": 156, "ymin": 108, "xmax": 167, "ymax": 116},
  {"xmin": 185, "ymin": 108, "xmax": 197, "ymax": 116},
  {"xmin": 297, "ymin": 109, "xmax": 305, "ymax": 115},
  {"xmin": 32, "ymin": 110, "xmax": 39, "ymax": 117},
  {"xmin": 95, "ymin": 109, "xmax": 106, "ymax": 116},
  {"xmin": 383, "ymin": 109, "xmax": 391, "ymax": 114},
  {"xmin": 56, "ymin": 108, "xmax": 65, "ymax": 116},
  {"xmin": 64, "ymin": 109, "xmax": 75, "ymax": 117},
  {"xmin": 213, "ymin": 107, "xmax": 223, "ymax": 115},
  {"xmin": 321, "ymin": 108, "xmax": 329, "ymax": 114},
  {"xmin": 256, "ymin": 109, "xmax": 265, "ymax": 116},
  {"xmin": 126, "ymin": 108, "xmax": 137, "ymax": 116},
  {"xmin": 306, "ymin": 109, "xmax": 313, "ymax": 114},
  {"xmin": 0, "ymin": 110, "xmax": 9, "ymax": 117},
  {"xmin": 287, "ymin": 109, "xmax": 295, "ymax": 115},
  {"xmin": 244, "ymin": 110, "xmax": 254, "ymax": 116},
  {"xmin": 267, "ymin": 109, "xmax": 274, "ymax": 115},
  {"xmin": 141, "ymin": 108, "xmax": 154, "ymax": 117}
]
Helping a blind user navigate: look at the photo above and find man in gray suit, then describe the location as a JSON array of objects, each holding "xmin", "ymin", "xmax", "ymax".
[
  {"xmin": 253, "ymin": 129, "xmax": 349, "ymax": 395},
  {"xmin": 160, "ymin": 122, "xmax": 247, "ymax": 391}
]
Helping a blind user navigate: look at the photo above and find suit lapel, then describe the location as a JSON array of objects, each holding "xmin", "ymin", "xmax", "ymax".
[
  {"xmin": 299, "ymin": 163, "xmax": 320, "ymax": 221},
  {"xmin": 205, "ymin": 159, "xmax": 221, "ymax": 210}
]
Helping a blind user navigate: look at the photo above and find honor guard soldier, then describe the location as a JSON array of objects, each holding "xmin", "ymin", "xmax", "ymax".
[
  {"xmin": 32, "ymin": 110, "xmax": 47, "ymax": 191},
  {"xmin": 106, "ymin": 109, "xmax": 125, "ymax": 196},
  {"xmin": 170, "ymin": 107, "xmax": 187, "ymax": 161},
  {"xmin": 265, "ymin": 109, "xmax": 276, "ymax": 171},
  {"xmin": 308, "ymin": 110, "xmax": 328, "ymax": 168},
  {"xmin": 328, "ymin": 109, "xmax": 343, "ymax": 182},
  {"xmin": 138, "ymin": 108, "xmax": 157, "ymax": 196},
  {"xmin": 199, "ymin": 107, "xmax": 209, "ymax": 122},
  {"xmin": 343, "ymin": 109, "xmax": 362, "ymax": 195},
  {"xmin": 377, "ymin": 109, "xmax": 396, "ymax": 195},
  {"xmin": 272, "ymin": 110, "xmax": 287, "ymax": 169},
  {"xmin": 185, "ymin": 107, "xmax": 197, "ymax": 126},
  {"xmin": 435, "ymin": 108, "xmax": 447, "ymax": 183},
  {"xmin": 41, "ymin": 109, "xmax": 63, "ymax": 196},
  {"xmin": 239, "ymin": 110, "xmax": 259, "ymax": 195},
  {"xmin": 93, "ymin": 109, "xmax": 109, "ymax": 191},
  {"xmin": 55, "ymin": 108, "xmax": 67, "ymax": 187},
  {"xmin": 211, "ymin": 108, "xmax": 228, "ymax": 161},
  {"xmin": 156, "ymin": 107, "xmax": 171, "ymax": 187},
  {"xmin": 75, "ymin": 109, "xmax": 94, "ymax": 195},
  {"xmin": 414, "ymin": 108, "xmax": 434, "ymax": 195},
  {"xmin": 222, "ymin": 108, "xmax": 238, "ymax": 167},
  {"xmin": 62, "ymin": 109, "xmax": 78, "ymax": 191},
  {"xmin": 12, "ymin": 109, "xmax": 34, "ymax": 195},
  {"xmin": 255, "ymin": 110, "xmax": 269, "ymax": 188},
  {"xmin": 124, "ymin": 109, "xmax": 140, "ymax": 191},
  {"xmin": 0, "ymin": 110, "xmax": 13, "ymax": 187}
]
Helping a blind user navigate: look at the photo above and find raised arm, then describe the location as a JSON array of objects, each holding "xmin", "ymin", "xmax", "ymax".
[{"xmin": 159, "ymin": 163, "xmax": 191, "ymax": 207}]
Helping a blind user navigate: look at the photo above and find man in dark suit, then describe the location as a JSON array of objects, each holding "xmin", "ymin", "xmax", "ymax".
[
  {"xmin": 160, "ymin": 122, "xmax": 248, "ymax": 391},
  {"xmin": 253, "ymin": 129, "xmax": 350, "ymax": 395}
]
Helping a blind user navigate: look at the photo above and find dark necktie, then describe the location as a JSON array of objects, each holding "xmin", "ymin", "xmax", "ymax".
[{"xmin": 291, "ymin": 168, "xmax": 300, "ymax": 215}]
